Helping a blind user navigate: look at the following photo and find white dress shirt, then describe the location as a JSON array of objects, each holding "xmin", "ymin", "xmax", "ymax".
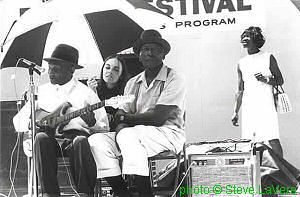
[{"xmin": 13, "ymin": 77, "xmax": 109, "ymax": 134}]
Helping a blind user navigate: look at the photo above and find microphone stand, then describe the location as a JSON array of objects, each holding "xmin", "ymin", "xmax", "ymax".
[{"xmin": 28, "ymin": 66, "xmax": 38, "ymax": 197}]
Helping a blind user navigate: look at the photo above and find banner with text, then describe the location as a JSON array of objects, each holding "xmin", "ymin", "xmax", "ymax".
[{"xmin": 144, "ymin": 0, "xmax": 266, "ymax": 36}]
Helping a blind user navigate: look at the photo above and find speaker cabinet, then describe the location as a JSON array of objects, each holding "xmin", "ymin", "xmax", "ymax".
[{"xmin": 187, "ymin": 152, "xmax": 261, "ymax": 197}]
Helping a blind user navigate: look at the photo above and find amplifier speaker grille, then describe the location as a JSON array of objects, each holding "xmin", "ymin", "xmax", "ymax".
[{"xmin": 188, "ymin": 152, "xmax": 260, "ymax": 197}]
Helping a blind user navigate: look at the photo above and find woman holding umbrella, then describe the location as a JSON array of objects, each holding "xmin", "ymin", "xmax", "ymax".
[{"xmin": 87, "ymin": 54, "xmax": 129, "ymax": 130}]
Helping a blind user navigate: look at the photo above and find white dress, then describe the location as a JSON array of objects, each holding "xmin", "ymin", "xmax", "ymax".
[{"xmin": 239, "ymin": 51, "xmax": 279, "ymax": 142}]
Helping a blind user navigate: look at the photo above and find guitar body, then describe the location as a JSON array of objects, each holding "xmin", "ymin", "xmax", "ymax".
[{"xmin": 36, "ymin": 102, "xmax": 71, "ymax": 137}]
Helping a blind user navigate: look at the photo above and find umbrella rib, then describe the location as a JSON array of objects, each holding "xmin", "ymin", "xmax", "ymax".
[
  {"xmin": 83, "ymin": 15, "xmax": 102, "ymax": 59},
  {"xmin": 1, "ymin": 20, "xmax": 17, "ymax": 52}
]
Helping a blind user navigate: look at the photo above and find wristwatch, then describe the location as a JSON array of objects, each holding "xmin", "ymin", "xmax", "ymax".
[{"xmin": 120, "ymin": 115, "xmax": 125, "ymax": 122}]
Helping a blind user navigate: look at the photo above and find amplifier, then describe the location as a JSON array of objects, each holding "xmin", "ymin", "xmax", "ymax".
[{"xmin": 187, "ymin": 152, "xmax": 261, "ymax": 197}]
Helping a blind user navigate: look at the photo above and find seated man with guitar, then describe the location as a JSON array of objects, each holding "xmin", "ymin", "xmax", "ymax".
[
  {"xmin": 88, "ymin": 30, "xmax": 186, "ymax": 197},
  {"xmin": 13, "ymin": 44, "xmax": 109, "ymax": 197}
]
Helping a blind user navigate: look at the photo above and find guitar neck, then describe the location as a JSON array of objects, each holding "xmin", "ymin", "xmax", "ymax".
[{"xmin": 56, "ymin": 101, "xmax": 105, "ymax": 124}]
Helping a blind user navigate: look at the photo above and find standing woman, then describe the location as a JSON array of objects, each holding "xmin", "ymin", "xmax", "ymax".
[
  {"xmin": 87, "ymin": 54, "xmax": 129, "ymax": 129},
  {"xmin": 232, "ymin": 26, "xmax": 284, "ymax": 157}
]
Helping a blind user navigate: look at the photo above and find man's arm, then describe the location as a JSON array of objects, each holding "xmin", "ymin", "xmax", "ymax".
[
  {"xmin": 116, "ymin": 105, "xmax": 178, "ymax": 127},
  {"xmin": 82, "ymin": 88, "xmax": 109, "ymax": 132},
  {"xmin": 80, "ymin": 103, "xmax": 97, "ymax": 127}
]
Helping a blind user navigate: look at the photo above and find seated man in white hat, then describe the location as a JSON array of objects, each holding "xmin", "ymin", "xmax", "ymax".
[
  {"xmin": 13, "ymin": 44, "xmax": 109, "ymax": 197},
  {"xmin": 88, "ymin": 29, "xmax": 186, "ymax": 197}
]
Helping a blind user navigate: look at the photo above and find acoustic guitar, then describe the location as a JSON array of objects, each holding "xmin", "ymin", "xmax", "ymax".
[{"xmin": 35, "ymin": 95, "xmax": 135, "ymax": 137}]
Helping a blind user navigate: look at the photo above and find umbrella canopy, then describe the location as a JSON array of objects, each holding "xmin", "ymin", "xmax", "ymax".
[
  {"xmin": 0, "ymin": 0, "xmax": 171, "ymax": 77},
  {"xmin": 1, "ymin": 9, "xmax": 143, "ymax": 70},
  {"xmin": 85, "ymin": 9, "xmax": 142, "ymax": 59}
]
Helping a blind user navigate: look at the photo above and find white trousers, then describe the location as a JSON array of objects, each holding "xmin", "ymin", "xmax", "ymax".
[{"xmin": 88, "ymin": 125, "xmax": 184, "ymax": 178}]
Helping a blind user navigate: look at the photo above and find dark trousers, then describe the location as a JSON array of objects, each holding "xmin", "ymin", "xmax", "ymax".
[{"xmin": 34, "ymin": 130, "xmax": 96, "ymax": 195}]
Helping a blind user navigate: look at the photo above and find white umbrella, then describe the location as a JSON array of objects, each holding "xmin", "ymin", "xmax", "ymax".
[{"xmin": 0, "ymin": 0, "xmax": 172, "ymax": 79}]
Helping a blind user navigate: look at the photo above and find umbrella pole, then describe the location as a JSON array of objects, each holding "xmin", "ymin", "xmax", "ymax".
[{"xmin": 28, "ymin": 67, "xmax": 38, "ymax": 197}]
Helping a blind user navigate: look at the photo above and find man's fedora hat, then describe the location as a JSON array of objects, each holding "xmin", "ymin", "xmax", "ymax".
[
  {"xmin": 43, "ymin": 44, "xmax": 83, "ymax": 69},
  {"xmin": 133, "ymin": 29, "xmax": 170, "ymax": 55}
]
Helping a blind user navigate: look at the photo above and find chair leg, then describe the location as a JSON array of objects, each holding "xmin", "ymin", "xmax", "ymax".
[
  {"xmin": 183, "ymin": 145, "xmax": 189, "ymax": 191},
  {"xmin": 174, "ymin": 156, "xmax": 181, "ymax": 191},
  {"xmin": 149, "ymin": 160, "xmax": 156, "ymax": 188},
  {"xmin": 94, "ymin": 179, "xmax": 101, "ymax": 197},
  {"xmin": 148, "ymin": 148, "xmax": 187, "ymax": 196},
  {"xmin": 27, "ymin": 157, "xmax": 32, "ymax": 196}
]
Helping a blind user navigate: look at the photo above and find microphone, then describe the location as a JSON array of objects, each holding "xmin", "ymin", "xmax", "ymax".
[{"xmin": 20, "ymin": 58, "xmax": 46, "ymax": 75}]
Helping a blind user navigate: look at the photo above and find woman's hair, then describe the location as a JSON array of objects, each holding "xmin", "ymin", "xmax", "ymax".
[
  {"xmin": 241, "ymin": 26, "xmax": 265, "ymax": 48},
  {"xmin": 98, "ymin": 54, "xmax": 128, "ymax": 92}
]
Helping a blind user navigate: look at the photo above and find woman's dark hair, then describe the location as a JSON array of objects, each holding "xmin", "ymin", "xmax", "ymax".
[
  {"xmin": 241, "ymin": 26, "xmax": 265, "ymax": 48},
  {"xmin": 97, "ymin": 54, "xmax": 129, "ymax": 99}
]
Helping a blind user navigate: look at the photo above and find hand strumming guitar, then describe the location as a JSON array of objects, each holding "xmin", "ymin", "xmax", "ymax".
[{"xmin": 57, "ymin": 102, "xmax": 72, "ymax": 129}]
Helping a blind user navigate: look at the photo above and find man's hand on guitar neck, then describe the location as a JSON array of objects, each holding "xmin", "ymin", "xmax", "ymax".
[{"xmin": 80, "ymin": 103, "xmax": 96, "ymax": 127}]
